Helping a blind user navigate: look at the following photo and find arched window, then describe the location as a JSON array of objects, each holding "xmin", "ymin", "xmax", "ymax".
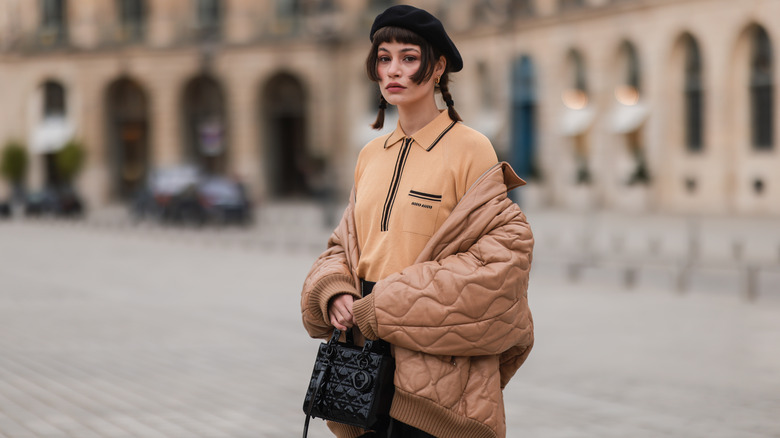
[
  {"xmin": 683, "ymin": 34, "xmax": 703, "ymax": 152},
  {"xmin": 615, "ymin": 41, "xmax": 641, "ymax": 105},
  {"xmin": 511, "ymin": 56, "xmax": 539, "ymax": 182},
  {"xmin": 182, "ymin": 75, "xmax": 227, "ymax": 173},
  {"xmin": 563, "ymin": 49, "xmax": 591, "ymax": 183},
  {"xmin": 569, "ymin": 49, "xmax": 587, "ymax": 98},
  {"xmin": 44, "ymin": 81, "xmax": 66, "ymax": 117},
  {"xmin": 624, "ymin": 41, "xmax": 640, "ymax": 91},
  {"xmin": 263, "ymin": 73, "xmax": 310, "ymax": 197},
  {"xmin": 106, "ymin": 78, "xmax": 149, "ymax": 198},
  {"xmin": 118, "ymin": 0, "xmax": 145, "ymax": 42},
  {"xmin": 750, "ymin": 26, "xmax": 773, "ymax": 150}
]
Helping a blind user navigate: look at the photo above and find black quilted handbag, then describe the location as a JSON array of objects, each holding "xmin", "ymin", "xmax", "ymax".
[{"xmin": 302, "ymin": 328, "xmax": 395, "ymax": 437}]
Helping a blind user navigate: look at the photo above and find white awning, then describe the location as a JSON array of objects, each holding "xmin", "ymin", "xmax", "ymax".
[
  {"xmin": 559, "ymin": 107, "xmax": 595, "ymax": 137},
  {"xmin": 31, "ymin": 116, "xmax": 74, "ymax": 154},
  {"xmin": 609, "ymin": 102, "xmax": 649, "ymax": 134}
]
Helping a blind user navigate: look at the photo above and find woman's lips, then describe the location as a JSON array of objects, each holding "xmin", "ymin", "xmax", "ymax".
[{"xmin": 386, "ymin": 83, "xmax": 405, "ymax": 93}]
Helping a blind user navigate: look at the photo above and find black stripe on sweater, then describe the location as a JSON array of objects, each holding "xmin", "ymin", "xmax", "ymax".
[
  {"xmin": 381, "ymin": 138, "xmax": 412, "ymax": 232},
  {"xmin": 409, "ymin": 190, "xmax": 442, "ymax": 201}
]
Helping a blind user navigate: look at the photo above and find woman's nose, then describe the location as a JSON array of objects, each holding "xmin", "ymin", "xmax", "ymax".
[{"xmin": 387, "ymin": 60, "xmax": 401, "ymax": 77}]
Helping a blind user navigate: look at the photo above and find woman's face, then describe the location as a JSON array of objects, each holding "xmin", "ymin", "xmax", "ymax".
[{"xmin": 376, "ymin": 41, "xmax": 444, "ymax": 109}]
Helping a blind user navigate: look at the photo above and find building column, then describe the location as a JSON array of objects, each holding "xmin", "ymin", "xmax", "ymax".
[
  {"xmin": 226, "ymin": 75, "xmax": 263, "ymax": 200},
  {"xmin": 149, "ymin": 78, "xmax": 181, "ymax": 167},
  {"xmin": 76, "ymin": 69, "xmax": 111, "ymax": 206}
]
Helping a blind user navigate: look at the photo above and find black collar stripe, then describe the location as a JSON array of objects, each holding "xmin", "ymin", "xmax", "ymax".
[
  {"xmin": 383, "ymin": 120, "xmax": 457, "ymax": 151},
  {"xmin": 426, "ymin": 121, "xmax": 457, "ymax": 151},
  {"xmin": 382, "ymin": 133, "xmax": 394, "ymax": 149}
]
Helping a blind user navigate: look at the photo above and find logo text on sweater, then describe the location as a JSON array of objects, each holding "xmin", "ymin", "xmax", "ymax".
[{"xmin": 411, "ymin": 202, "xmax": 433, "ymax": 210}]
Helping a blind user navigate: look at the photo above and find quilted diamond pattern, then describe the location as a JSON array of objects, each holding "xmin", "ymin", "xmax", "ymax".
[{"xmin": 303, "ymin": 339, "xmax": 394, "ymax": 429}]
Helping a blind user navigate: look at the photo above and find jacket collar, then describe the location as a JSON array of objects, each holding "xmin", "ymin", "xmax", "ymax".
[{"xmin": 383, "ymin": 110, "xmax": 458, "ymax": 151}]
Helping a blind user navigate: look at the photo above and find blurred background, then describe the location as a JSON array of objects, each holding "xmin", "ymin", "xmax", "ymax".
[
  {"xmin": 0, "ymin": 1, "xmax": 779, "ymax": 437},
  {"xmin": 1, "ymin": 0, "xmax": 780, "ymax": 295}
]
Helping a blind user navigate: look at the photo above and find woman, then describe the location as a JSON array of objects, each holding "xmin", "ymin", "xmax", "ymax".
[{"xmin": 301, "ymin": 5, "xmax": 534, "ymax": 438}]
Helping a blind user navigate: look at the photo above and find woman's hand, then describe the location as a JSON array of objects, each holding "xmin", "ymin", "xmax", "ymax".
[{"xmin": 328, "ymin": 294, "xmax": 355, "ymax": 331}]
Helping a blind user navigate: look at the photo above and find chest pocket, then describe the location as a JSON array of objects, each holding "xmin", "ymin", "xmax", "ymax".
[{"xmin": 402, "ymin": 190, "xmax": 442, "ymax": 236}]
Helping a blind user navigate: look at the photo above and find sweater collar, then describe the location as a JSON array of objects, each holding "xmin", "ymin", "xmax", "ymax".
[{"xmin": 383, "ymin": 110, "xmax": 457, "ymax": 151}]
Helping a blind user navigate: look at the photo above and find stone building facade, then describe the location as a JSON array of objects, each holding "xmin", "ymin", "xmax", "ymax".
[{"xmin": 0, "ymin": 0, "xmax": 778, "ymax": 216}]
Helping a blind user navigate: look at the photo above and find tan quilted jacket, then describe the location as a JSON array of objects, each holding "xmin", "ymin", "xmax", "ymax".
[{"xmin": 301, "ymin": 162, "xmax": 534, "ymax": 438}]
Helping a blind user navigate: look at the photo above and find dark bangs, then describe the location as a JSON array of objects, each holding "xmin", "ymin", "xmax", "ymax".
[{"xmin": 366, "ymin": 26, "xmax": 442, "ymax": 84}]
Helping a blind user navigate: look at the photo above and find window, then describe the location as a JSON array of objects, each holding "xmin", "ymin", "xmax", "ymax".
[
  {"xmin": 118, "ymin": 0, "xmax": 145, "ymax": 42},
  {"xmin": 39, "ymin": 0, "xmax": 67, "ymax": 44},
  {"xmin": 561, "ymin": 0, "xmax": 586, "ymax": 11},
  {"xmin": 477, "ymin": 62, "xmax": 495, "ymax": 109},
  {"xmin": 615, "ymin": 41, "xmax": 641, "ymax": 105},
  {"xmin": 509, "ymin": 0, "xmax": 535, "ymax": 17},
  {"xmin": 683, "ymin": 35, "xmax": 703, "ymax": 152},
  {"xmin": 44, "ymin": 81, "xmax": 66, "ymax": 117},
  {"xmin": 562, "ymin": 49, "xmax": 588, "ymax": 110},
  {"xmin": 196, "ymin": 0, "xmax": 222, "ymax": 39},
  {"xmin": 370, "ymin": 0, "xmax": 395, "ymax": 10},
  {"xmin": 750, "ymin": 26, "xmax": 773, "ymax": 150},
  {"xmin": 277, "ymin": 0, "xmax": 301, "ymax": 17},
  {"xmin": 316, "ymin": 0, "xmax": 337, "ymax": 13},
  {"xmin": 563, "ymin": 50, "xmax": 591, "ymax": 183},
  {"xmin": 623, "ymin": 41, "xmax": 640, "ymax": 91},
  {"xmin": 572, "ymin": 50, "xmax": 587, "ymax": 94},
  {"xmin": 511, "ymin": 56, "xmax": 539, "ymax": 181}
]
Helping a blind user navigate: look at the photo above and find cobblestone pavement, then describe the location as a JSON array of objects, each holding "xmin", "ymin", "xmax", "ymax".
[{"xmin": 0, "ymin": 220, "xmax": 778, "ymax": 438}]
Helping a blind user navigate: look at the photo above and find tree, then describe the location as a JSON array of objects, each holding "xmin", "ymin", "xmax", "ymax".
[
  {"xmin": 1, "ymin": 140, "xmax": 29, "ymax": 202},
  {"xmin": 55, "ymin": 139, "xmax": 86, "ymax": 185}
]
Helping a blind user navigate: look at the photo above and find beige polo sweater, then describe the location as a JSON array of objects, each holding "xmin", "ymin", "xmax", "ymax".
[{"xmin": 354, "ymin": 110, "xmax": 498, "ymax": 282}]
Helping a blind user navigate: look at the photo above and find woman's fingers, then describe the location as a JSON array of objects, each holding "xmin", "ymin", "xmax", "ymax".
[
  {"xmin": 330, "ymin": 314, "xmax": 348, "ymax": 331},
  {"xmin": 328, "ymin": 294, "xmax": 355, "ymax": 330},
  {"xmin": 330, "ymin": 312, "xmax": 352, "ymax": 330}
]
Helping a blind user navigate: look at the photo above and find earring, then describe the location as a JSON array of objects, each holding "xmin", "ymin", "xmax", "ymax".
[{"xmin": 435, "ymin": 76, "xmax": 441, "ymax": 85}]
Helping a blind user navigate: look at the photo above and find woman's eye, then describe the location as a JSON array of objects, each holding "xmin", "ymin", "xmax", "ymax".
[
  {"xmin": 378, "ymin": 56, "xmax": 390, "ymax": 63},
  {"xmin": 404, "ymin": 56, "xmax": 418, "ymax": 62}
]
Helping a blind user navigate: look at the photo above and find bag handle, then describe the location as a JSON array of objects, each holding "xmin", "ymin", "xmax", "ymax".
[
  {"xmin": 302, "ymin": 361, "xmax": 328, "ymax": 438},
  {"xmin": 303, "ymin": 328, "xmax": 345, "ymax": 438}
]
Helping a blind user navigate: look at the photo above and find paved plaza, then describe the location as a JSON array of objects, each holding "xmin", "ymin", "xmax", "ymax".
[{"xmin": 0, "ymin": 217, "xmax": 778, "ymax": 438}]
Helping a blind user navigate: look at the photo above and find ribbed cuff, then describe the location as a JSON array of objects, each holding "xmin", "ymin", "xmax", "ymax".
[
  {"xmin": 352, "ymin": 293, "xmax": 379, "ymax": 340},
  {"xmin": 309, "ymin": 274, "xmax": 360, "ymax": 327},
  {"xmin": 390, "ymin": 388, "xmax": 497, "ymax": 438}
]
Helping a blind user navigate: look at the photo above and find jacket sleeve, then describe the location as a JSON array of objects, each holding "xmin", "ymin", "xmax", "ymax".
[
  {"xmin": 352, "ymin": 206, "xmax": 533, "ymax": 357},
  {"xmin": 300, "ymin": 204, "xmax": 361, "ymax": 340}
]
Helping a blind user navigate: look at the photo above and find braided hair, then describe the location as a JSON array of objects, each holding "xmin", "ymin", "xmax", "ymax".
[
  {"xmin": 372, "ymin": 95, "xmax": 389, "ymax": 130},
  {"xmin": 437, "ymin": 72, "xmax": 462, "ymax": 125}
]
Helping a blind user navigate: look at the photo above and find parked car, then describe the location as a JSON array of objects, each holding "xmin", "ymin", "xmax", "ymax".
[
  {"xmin": 24, "ymin": 186, "xmax": 85, "ymax": 218},
  {"xmin": 131, "ymin": 166, "xmax": 252, "ymax": 226},
  {"xmin": 131, "ymin": 165, "xmax": 200, "ymax": 223},
  {"xmin": 197, "ymin": 176, "xmax": 253, "ymax": 225}
]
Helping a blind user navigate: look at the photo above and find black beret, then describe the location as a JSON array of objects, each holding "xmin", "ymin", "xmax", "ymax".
[{"xmin": 370, "ymin": 5, "xmax": 463, "ymax": 73}]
